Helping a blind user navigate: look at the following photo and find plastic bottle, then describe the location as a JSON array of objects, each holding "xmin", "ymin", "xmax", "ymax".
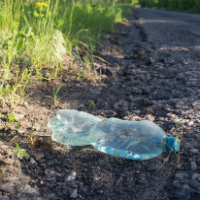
[{"xmin": 48, "ymin": 109, "xmax": 180, "ymax": 160}]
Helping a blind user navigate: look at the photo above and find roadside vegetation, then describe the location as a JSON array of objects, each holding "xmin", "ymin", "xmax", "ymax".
[
  {"xmin": 138, "ymin": 0, "xmax": 200, "ymax": 13},
  {"xmin": 0, "ymin": 0, "xmax": 134, "ymax": 109}
]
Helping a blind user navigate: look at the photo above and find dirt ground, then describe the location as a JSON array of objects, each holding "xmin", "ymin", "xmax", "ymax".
[{"xmin": 1, "ymin": 7, "xmax": 200, "ymax": 200}]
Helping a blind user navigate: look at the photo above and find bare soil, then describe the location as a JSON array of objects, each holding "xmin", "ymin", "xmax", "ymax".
[{"xmin": 1, "ymin": 7, "xmax": 200, "ymax": 200}]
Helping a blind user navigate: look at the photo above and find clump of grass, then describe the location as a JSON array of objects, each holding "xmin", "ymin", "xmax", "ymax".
[
  {"xmin": 44, "ymin": 83, "xmax": 64, "ymax": 106},
  {"xmin": 89, "ymin": 99, "xmax": 95, "ymax": 109},
  {"xmin": 0, "ymin": 0, "xmax": 133, "ymax": 109},
  {"xmin": 7, "ymin": 142, "xmax": 29, "ymax": 164}
]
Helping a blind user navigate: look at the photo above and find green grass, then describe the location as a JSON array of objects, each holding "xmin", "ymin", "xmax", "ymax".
[{"xmin": 0, "ymin": 0, "xmax": 133, "ymax": 109}]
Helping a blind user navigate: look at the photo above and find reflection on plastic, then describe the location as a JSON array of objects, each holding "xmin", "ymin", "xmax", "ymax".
[{"xmin": 48, "ymin": 110, "xmax": 179, "ymax": 160}]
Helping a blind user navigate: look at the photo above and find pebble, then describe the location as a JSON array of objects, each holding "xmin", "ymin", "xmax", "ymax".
[
  {"xmin": 13, "ymin": 113, "xmax": 25, "ymax": 120},
  {"xmin": 190, "ymin": 149, "xmax": 198, "ymax": 154},
  {"xmin": 188, "ymin": 121, "xmax": 194, "ymax": 126},
  {"xmin": 145, "ymin": 108, "xmax": 154, "ymax": 114},
  {"xmin": 104, "ymin": 110, "xmax": 117, "ymax": 118},
  {"xmin": 0, "ymin": 185, "xmax": 13, "ymax": 193},
  {"xmin": 144, "ymin": 114, "xmax": 155, "ymax": 122},
  {"xmin": 70, "ymin": 189, "xmax": 78, "ymax": 198},
  {"xmin": 191, "ymin": 161, "xmax": 197, "ymax": 171},
  {"xmin": 163, "ymin": 158, "xmax": 169, "ymax": 163},
  {"xmin": 65, "ymin": 172, "xmax": 76, "ymax": 182},
  {"xmin": 146, "ymin": 58, "xmax": 155, "ymax": 65},
  {"xmin": 142, "ymin": 87, "xmax": 151, "ymax": 94},
  {"xmin": 192, "ymin": 173, "xmax": 200, "ymax": 180},
  {"xmin": 189, "ymin": 180, "xmax": 200, "ymax": 189},
  {"xmin": 0, "ymin": 196, "xmax": 9, "ymax": 200},
  {"xmin": 34, "ymin": 153, "xmax": 44, "ymax": 161},
  {"xmin": 30, "ymin": 157, "xmax": 36, "ymax": 165},
  {"xmin": 175, "ymin": 184, "xmax": 191, "ymax": 200},
  {"xmin": 175, "ymin": 172, "xmax": 188, "ymax": 181}
]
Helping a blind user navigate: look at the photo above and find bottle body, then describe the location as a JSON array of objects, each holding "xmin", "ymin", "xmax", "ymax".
[
  {"xmin": 48, "ymin": 110, "xmax": 178, "ymax": 160},
  {"xmin": 91, "ymin": 118, "xmax": 168, "ymax": 160}
]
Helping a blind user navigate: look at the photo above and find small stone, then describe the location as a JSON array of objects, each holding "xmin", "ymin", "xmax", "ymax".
[
  {"xmin": 190, "ymin": 149, "xmax": 198, "ymax": 154},
  {"xmin": 144, "ymin": 114, "xmax": 155, "ymax": 122},
  {"xmin": 175, "ymin": 173, "xmax": 189, "ymax": 181},
  {"xmin": 0, "ymin": 185, "xmax": 13, "ymax": 193},
  {"xmin": 30, "ymin": 157, "xmax": 36, "ymax": 165},
  {"xmin": 131, "ymin": 87, "xmax": 142, "ymax": 95},
  {"xmin": 167, "ymin": 113, "xmax": 177, "ymax": 119},
  {"xmin": 23, "ymin": 102, "xmax": 29, "ymax": 108},
  {"xmin": 65, "ymin": 172, "xmax": 76, "ymax": 182},
  {"xmin": 13, "ymin": 113, "xmax": 25, "ymax": 120},
  {"xmin": 70, "ymin": 189, "xmax": 78, "ymax": 198},
  {"xmin": 104, "ymin": 110, "xmax": 117, "ymax": 118},
  {"xmin": 163, "ymin": 158, "xmax": 169, "ymax": 163},
  {"xmin": 138, "ymin": 50, "xmax": 146, "ymax": 57},
  {"xmin": 34, "ymin": 123, "xmax": 41, "ymax": 131},
  {"xmin": 0, "ymin": 196, "xmax": 9, "ymax": 200},
  {"xmin": 188, "ymin": 121, "xmax": 194, "ymax": 126},
  {"xmin": 146, "ymin": 58, "xmax": 155, "ymax": 65},
  {"xmin": 97, "ymin": 190, "xmax": 103, "ymax": 194},
  {"xmin": 142, "ymin": 88, "xmax": 151, "ymax": 94},
  {"xmin": 192, "ymin": 173, "xmax": 200, "ymax": 180},
  {"xmin": 175, "ymin": 184, "xmax": 191, "ymax": 200},
  {"xmin": 77, "ymin": 104, "xmax": 85, "ymax": 109},
  {"xmin": 189, "ymin": 180, "xmax": 200, "ymax": 189},
  {"xmin": 145, "ymin": 108, "xmax": 154, "ymax": 114},
  {"xmin": 191, "ymin": 162, "xmax": 197, "ymax": 171},
  {"xmin": 114, "ymin": 100, "xmax": 128, "ymax": 111},
  {"xmin": 34, "ymin": 153, "xmax": 44, "ymax": 161}
]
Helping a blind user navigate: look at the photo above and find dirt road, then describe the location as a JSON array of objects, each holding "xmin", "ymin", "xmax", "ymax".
[{"xmin": 1, "ymin": 7, "xmax": 200, "ymax": 200}]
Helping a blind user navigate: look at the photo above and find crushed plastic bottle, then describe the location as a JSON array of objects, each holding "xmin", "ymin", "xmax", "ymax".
[{"xmin": 48, "ymin": 109, "xmax": 180, "ymax": 160}]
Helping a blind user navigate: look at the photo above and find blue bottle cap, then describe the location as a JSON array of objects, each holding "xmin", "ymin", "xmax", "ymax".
[{"xmin": 166, "ymin": 137, "xmax": 180, "ymax": 152}]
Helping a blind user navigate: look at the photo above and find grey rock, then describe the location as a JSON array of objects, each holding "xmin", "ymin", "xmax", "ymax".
[
  {"xmin": 104, "ymin": 110, "xmax": 117, "ymax": 118},
  {"xmin": 192, "ymin": 173, "xmax": 200, "ymax": 180},
  {"xmin": 70, "ymin": 189, "xmax": 78, "ymax": 198},
  {"xmin": 131, "ymin": 87, "xmax": 142, "ymax": 95},
  {"xmin": 144, "ymin": 114, "xmax": 155, "ymax": 122},
  {"xmin": 77, "ymin": 104, "xmax": 85, "ymax": 109},
  {"xmin": 0, "ymin": 185, "xmax": 13, "ymax": 193},
  {"xmin": 30, "ymin": 157, "xmax": 36, "ymax": 165},
  {"xmin": 175, "ymin": 172, "xmax": 189, "ymax": 181},
  {"xmin": 163, "ymin": 158, "xmax": 169, "ymax": 162},
  {"xmin": 0, "ymin": 196, "xmax": 9, "ymax": 200},
  {"xmin": 142, "ymin": 87, "xmax": 151, "ymax": 94},
  {"xmin": 175, "ymin": 184, "xmax": 191, "ymax": 200},
  {"xmin": 167, "ymin": 113, "xmax": 178, "ymax": 119},
  {"xmin": 146, "ymin": 58, "xmax": 155, "ymax": 65},
  {"xmin": 34, "ymin": 153, "xmax": 44, "ymax": 161},
  {"xmin": 189, "ymin": 180, "xmax": 200, "ymax": 189},
  {"xmin": 65, "ymin": 172, "xmax": 76, "ymax": 182},
  {"xmin": 191, "ymin": 162, "xmax": 197, "ymax": 171},
  {"xmin": 113, "ymin": 100, "xmax": 128, "ymax": 111},
  {"xmin": 145, "ymin": 108, "xmax": 154, "ymax": 114},
  {"xmin": 190, "ymin": 149, "xmax": 198, "ymax": 154},
  {"xmin": 97, "ymin": 190, "xmax": 103, "ymax": 194}
]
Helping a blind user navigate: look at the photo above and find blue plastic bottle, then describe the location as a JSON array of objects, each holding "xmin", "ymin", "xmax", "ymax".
[{"xmin": 48, "ymin": 110, "xmax": 180, "ymax": 160}]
